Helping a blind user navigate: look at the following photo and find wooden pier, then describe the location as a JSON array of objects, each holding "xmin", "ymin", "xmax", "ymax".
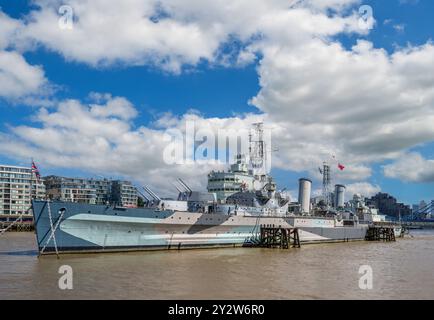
[
  {"xmin": 259, "ymin": 225, "xmax": 301, "ymax": 249},
  {"xmin": 365, "ymin": 225, "xmax": 396, "ymax": 242},
  {"xmin": 0, "ymin": 215, "xmax": 34, "ymax": 233}
]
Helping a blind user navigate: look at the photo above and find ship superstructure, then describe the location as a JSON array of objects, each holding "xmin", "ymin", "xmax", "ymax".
[
  {"xmin": 207, "ymin": 154, "xmax": 255, "ymax": 201},
  {"xmin": 207, "ymin": 123, "xmax": 272, "ymax": 202}
]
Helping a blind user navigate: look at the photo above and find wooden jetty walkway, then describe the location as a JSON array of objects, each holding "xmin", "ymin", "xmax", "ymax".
[
  {"xmin": 365, "ymin": 225, "xmax": 396, "ymax": 242},
  {"xmin": 259, "ymin": 225, "xmax": 301, "ymax": 249},
  {"xmin": 0, "ymin": 215, "xmax": 34, "ymax": 233}
]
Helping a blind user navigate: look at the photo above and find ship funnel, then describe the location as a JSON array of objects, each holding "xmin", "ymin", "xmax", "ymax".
[
  {"xmin": 334, "ymin": 184, "xmax": 346, "ymax": 208},
  {"xmin": 298, "ymin": 178, "xmax": 312, "ymax": 214}
]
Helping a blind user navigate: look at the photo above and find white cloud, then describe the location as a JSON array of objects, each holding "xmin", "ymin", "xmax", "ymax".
[
  {"xmin": 0, "ymin": 12, "xmax": 48, "ymax": 99},
  {"xmin": 0, "ymin": 50, "xmax": 47, "ymax": 99},
  {"xmin": 88, "ymin": 94, "xmax": 138, "ymax": 121},
  {"xmin": 20, "ymin": 0, "xmax": 223, "ymax": 73},
  {"xmin": 17, "ymin": 0, "xmax": 364, "ymax": 72},
  {"xmin": 383, "ymin": 153, "xmax": 434, "ymax": 183},
  {"xmin": 393, "ymin": 24, "xmax": 405, "ymax": 32},
  {"xmin": 345, "ymin": 182, "xmax": 381, "ymax": 198},
  {"xmin": 0, "ymin": 11, "xmax": 20, "ymax": 49},
  {"xmin": 251, "ymin": 39, "xmax": 434, "ymax": 168}
]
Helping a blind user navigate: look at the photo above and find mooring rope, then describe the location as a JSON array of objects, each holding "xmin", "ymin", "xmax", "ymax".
[{"xmin": 40, "ymin": 201, "xmax": 64, "ymax": 258}]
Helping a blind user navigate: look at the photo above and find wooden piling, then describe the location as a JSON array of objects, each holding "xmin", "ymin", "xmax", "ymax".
[
  {"xmin": 259, "ymin": 226, "xmax": 300, "ymax": 249},
  {"xmin": 365, "ymin": 225, "xmax": 396, "ymax": 242}
]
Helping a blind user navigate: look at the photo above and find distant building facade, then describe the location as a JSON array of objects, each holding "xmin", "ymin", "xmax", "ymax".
[
  {"xmin": 366, "ymin": 193, "xmax": 411, "ymax": 217},
  {"xmin": 44, "ymin": 176, "xmax": 99, "ymax": 204},
  {"xmin": 43, "ymin": 176, "xmax": 137, "ymax": 207},
  {"xmin": 110, "ymin": 180, "xmax": 138, "ymax": 208},
  {"xmin": 419, "ymin": 200, "xmax": 427, "ymax": 210},
  {"xmin": 0, "ymin": 164, "xmax": 45, "ymax": 215}
]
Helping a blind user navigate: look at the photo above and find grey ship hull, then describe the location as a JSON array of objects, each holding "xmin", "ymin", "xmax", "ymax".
[{"xmin": 32, "ymin": 200, "xmax": 368, "ymax": 254}]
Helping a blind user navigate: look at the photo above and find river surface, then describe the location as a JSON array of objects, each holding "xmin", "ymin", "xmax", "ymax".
[{"xmin": 1, "ymin": 230, "xmax": 434, "ymax": 299}]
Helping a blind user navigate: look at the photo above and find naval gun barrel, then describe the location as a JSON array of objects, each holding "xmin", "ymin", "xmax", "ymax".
[
  {"xmin": 143, "ymin": 185, "xmax": 161, "ymax": 201},
  {"xmin": 171, "ymin": 182, "xmax": 183, "ymax": 193},
  {"xmin": 178, "ymin": 178, "xmax": 192, "ymax": 194},
  {"xmin": 137, "ymin": 189, "xmax": 150, "ymax": 202}
]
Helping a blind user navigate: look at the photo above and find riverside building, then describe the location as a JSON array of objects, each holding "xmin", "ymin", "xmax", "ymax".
[
  {"xmin": 43, "ymin": 176, "xmax": 138, "ymax": 207},
  {"xmin": 0, "ymin": 164, "xmax": 45, "ymax": 216}
]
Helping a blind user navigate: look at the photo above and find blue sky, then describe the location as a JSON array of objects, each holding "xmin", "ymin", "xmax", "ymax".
[{"xmin": 0, "ymin": 0, "xmax": 433, "ymax": 205}]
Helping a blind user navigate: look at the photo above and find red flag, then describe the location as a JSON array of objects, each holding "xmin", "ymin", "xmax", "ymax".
[
  {"xmin": 338, "ymin": 163, "xmax": 345, "ymax": 171},
  {"xmin": 31, "ymin": 161, "xmax": 41, "ymax": 182}
]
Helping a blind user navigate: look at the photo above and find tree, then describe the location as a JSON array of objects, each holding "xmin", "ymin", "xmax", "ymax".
[{"xmin": 137, "ymin": 196, "xmax": 145, "ymax": 207}]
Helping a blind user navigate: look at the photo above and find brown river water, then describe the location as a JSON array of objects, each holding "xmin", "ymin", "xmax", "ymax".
[{"xmin": 1, "ymin": 230, "xmax": 434, "ymax": 300}]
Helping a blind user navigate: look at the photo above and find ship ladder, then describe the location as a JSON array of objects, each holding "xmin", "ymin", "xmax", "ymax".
[{"xmin": 40, "ymin": 201, "xmax": 65, "ymax": 258}]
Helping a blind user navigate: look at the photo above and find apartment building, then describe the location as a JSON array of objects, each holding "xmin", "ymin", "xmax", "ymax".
[{"xmin": 0, "ymin": 165, "xmax": 45, "ymax": 215}]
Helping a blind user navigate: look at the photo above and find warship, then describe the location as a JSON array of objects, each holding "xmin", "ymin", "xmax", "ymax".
[{"xmin": 32, "ymin": 123, "xmax": 371, "ymax": 255}]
